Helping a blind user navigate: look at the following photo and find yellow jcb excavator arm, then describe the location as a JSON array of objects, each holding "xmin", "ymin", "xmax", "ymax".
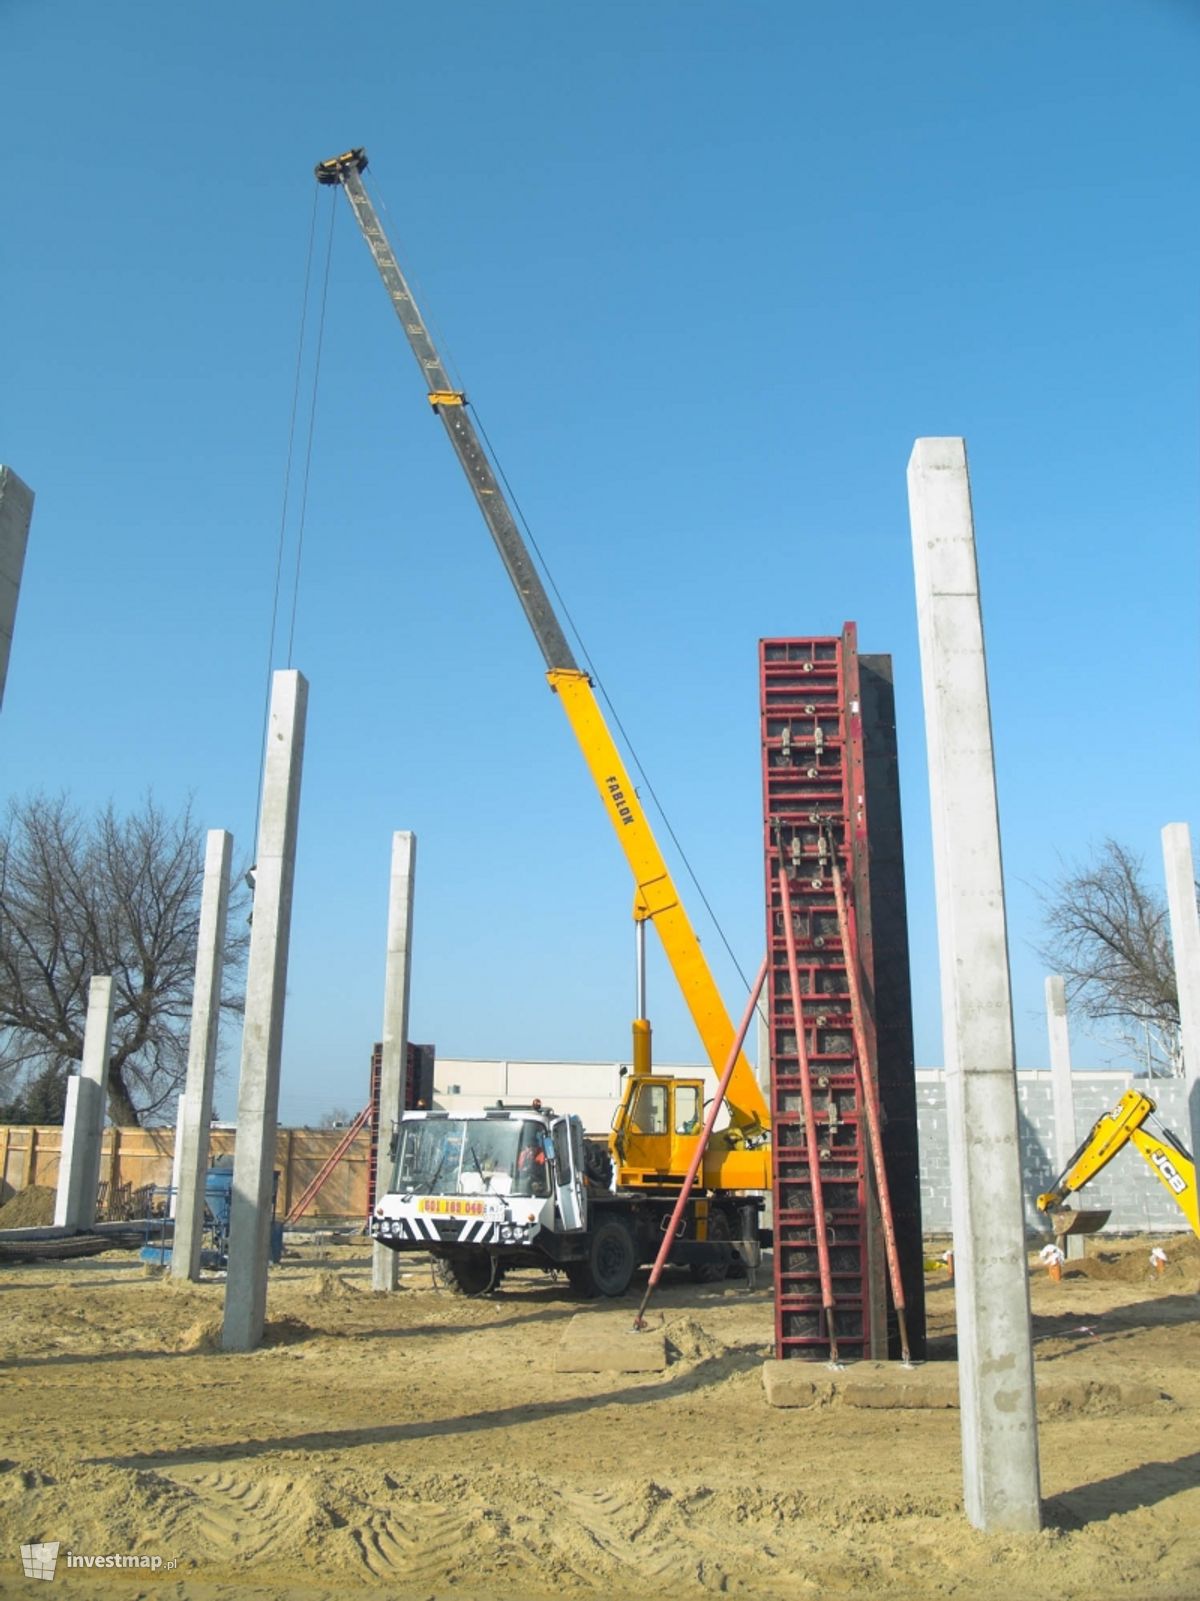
[{"xmin": 1037, "ymin": 1089, "xmax": 1199, "ymax": 1238}]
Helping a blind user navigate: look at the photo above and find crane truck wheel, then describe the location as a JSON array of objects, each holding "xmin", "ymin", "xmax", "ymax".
[
  {"xmin": 566, "ymin": 1217, "xmax": 637, "ymax": 1298},
  {"xmin": 432, "ymin": 1251, "xmax": 503, "ymax": 1297},
  {"xmin": 689, "ymin": 1208, "xmax": 737, "ymax": 1283}
]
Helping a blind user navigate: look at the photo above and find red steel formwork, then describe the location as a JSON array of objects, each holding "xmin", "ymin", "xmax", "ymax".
[{"xmin": 761, "ymin": 627, "xmax": 886, "ymax": 1361}]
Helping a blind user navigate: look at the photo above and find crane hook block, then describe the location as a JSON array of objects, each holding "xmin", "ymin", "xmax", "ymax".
[{"xmin": 315, "ymin": 148, "xmax": 368, "ymax": 184}]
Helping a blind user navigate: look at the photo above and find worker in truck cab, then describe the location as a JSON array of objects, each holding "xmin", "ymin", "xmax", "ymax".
[{"xmin": 514, "ymin": 1125, "xmax": 551, "ymax": 1198}]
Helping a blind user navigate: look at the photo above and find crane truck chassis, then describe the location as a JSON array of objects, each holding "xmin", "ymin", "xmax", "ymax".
[{"xmin": 371, "ymin": 1103, "xmax": 763, "ymax": 1297}]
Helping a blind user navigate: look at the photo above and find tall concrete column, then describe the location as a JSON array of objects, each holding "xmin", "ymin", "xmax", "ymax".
[
  {"xmin": 1045, "ymin": 975, "xmax": 1082, "ymax": 1259},
  {"xmin": 0, "ymin": 465, "xmax": 34, "ymax": 711},
  {"xmin": 373, "ymin": 831, "xmax": 417, "ymax": 1291},
  {"xmin": 172, "ymin": 830, "xmax": 233, "ymax": 1282},
  {"xmin": 54, "ymin": 1076, "xmax": 86, "ymax": 1228},
  {"xmin": 222, "ymin": 673, "xmax": 307, "ymax": 1351},
  {"xmin": 168, "ymin": 1097, "xmax": 185, "ymax": 1219},
  {"xmin": 908, "ymin": 437, "xmax": 1041, "ymax": 1533},
  {"xmin": 753, "ymin": 1000, "xmax": 775, "ymax": 1234},
  {"xmin": 755, "ymin": 1001, "xmax": 771, "ymax": 1097},
  {"xmin": 1162, "ymin": 823, "xmax": 1200, "ymax": 1167},
  {"xmin": 53, "ymin": 976, "xmax": 116, "ymax": 1229}
]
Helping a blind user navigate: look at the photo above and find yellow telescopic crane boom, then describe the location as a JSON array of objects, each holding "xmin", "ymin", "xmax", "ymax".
[{"xmin": 316, "ymin": 149, "xmax": 770, "ymax": 1179}]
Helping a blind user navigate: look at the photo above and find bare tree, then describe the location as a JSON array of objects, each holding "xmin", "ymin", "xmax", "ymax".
[
  {"xmin": 1038, "ymin": 838, "xmax": 1185, "ymax": 1077},
  {"xmin": 0, "ymin": 793, "xmax": 248, "ymax": 1124}
]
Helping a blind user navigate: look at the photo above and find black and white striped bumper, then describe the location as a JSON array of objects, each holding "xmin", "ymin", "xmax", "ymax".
[{"xmin": 372, "ymin": 1215, "xmax": 536, "ymax": 1247}]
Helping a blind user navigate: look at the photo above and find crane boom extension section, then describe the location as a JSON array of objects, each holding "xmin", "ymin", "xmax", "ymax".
[
  {"xmin": 317, "ymin": 150, "xmax": 575, "ymax": 673},
  {"xmin": 317, "ymin": 148, "xmax": 769, "ymax": 1167}
]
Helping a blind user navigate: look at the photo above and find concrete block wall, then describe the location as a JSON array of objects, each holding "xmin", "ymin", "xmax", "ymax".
[
  {"xmin": 426, "ymin": 1057, "xmax": 1190, "ymax": 1236},
  {"xmin": 11, "ymin": 1059, "xmax": 1182, "ymax": 1236},
  {"xmin": 917, "ymin": 1070, "xmax": 1191, "ymax": 1235}
]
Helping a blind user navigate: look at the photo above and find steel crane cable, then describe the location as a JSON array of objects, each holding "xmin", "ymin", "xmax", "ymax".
[
  {"xmin": 251, "ymin": 186, "xmax": 336, "ymax": 858},
  {"xmin": 470, "ymin": 408, "xmax": 755, "ymax": 1001}
]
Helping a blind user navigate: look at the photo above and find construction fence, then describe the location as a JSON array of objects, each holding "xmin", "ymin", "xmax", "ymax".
[{"xmin": 0, "ymin": 1124, "xmax": 372, "ymax": 1222}]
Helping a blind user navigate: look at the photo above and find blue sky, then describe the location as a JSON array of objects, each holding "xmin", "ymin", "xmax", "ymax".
[{"xmin": 3, "ymin": 2, "xmax": 1197, "ymax": 1123}]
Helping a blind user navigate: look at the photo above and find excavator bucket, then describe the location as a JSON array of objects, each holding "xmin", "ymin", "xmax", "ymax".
[{"xmin": 1047, "ymin": 1207, "xmax": 1111, "ymax": 1237}]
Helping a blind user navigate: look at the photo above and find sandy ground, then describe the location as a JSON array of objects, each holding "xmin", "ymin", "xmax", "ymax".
[{"xmin": 0, "ymin": 1233, "xmax": 1196, "ymax": 1601}]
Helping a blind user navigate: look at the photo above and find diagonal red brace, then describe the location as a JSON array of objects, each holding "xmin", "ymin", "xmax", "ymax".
[{"xmin": 632, "ymin": 956, "xmax": 768, "ymax": 1331}]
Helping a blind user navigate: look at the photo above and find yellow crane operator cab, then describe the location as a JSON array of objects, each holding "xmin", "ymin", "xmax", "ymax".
[{"xmin": 616, "ymin": 1075, "xmax": 705, "ymax": 1183}]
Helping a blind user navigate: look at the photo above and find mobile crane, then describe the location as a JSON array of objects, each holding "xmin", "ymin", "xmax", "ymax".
[
  {"xmin": 316, "ymin": 147, "xmax": 771, "ymax": 1295},
  {"xmin": 1037, "ymin": 1088, "xmax": 1198, "ymax": 1239}
]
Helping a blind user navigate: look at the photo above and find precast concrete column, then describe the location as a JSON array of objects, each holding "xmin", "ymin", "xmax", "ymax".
[
  {"xmin": 1162, "ymin": 823, "xmax": 1200, "ymax": 1166},
  {"xmin": 907, "ymin": 437, "xmax": 1041, "ymax": 1533},
  {"xmin": 754, "ymin": 1000, "xmax": 775, "ymax": 1234},
  {"xmin": 54, "ymin": 976, "xmax": 116, "ymax": 1229},
  {"xmin": 168, "ymin": 1097, "xmax": 185, "ymax": 1219},
  {"xmin": 222, "ymin": 673, "xmax": 308, "ymax": 1351},
  {"xmin": 172, "ymin": 830, "xmax": 233, "ymax": 1282},
  {"xmin": 755, "ymin": 1001, "xmax": 771, "ymax": 1097},
  {"xmin": 373, "ymin": 831, "xmax": 417, "ymax": 1291},
  {"xmin": 1045, "ymin": 975, "xmax": 1082, "ymax": 1259},
  {"xmin": 54, "ymin": 1077, "xmax": 86, "ymax": 1228},
  {"xmin": 0, "ymin": 465, "xmax": 34, "ymax": 711}
]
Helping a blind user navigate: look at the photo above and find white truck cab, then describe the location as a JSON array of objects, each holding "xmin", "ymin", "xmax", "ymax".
[{"xmin": 372, "ymin": 1106, "xmax": 587, "ymax": 1258}]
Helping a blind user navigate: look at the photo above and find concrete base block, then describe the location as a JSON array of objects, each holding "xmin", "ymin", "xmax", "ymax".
[
  {"xmin": 555, "ymin": 1311, "xmax": 667, "ymax": 1373},
  {"xmin": 762, "ymin": 1360, "xmax": 1165, "ymax": 1414}
]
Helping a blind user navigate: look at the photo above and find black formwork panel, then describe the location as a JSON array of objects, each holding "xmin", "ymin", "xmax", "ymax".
[{"xmin": 858, "ymin": 655, "xmax": 926, "ymax": 1360}]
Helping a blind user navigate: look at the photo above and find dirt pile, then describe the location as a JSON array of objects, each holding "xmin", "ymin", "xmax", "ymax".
[
  {"xmin": 174, "ymin": 1316, "xmax": 223, "ymax": 1353},
  {"xmin": 308, "ymin": 1270, "xmax": 362, "ymax": 1301},
  {"xmin": 663, "ymin": 1314, "xmax": 727, "ymax": 1363},
  {"xmin": 1070, "ymin": 1233, "xmax": 1199, "ymax": 1286},
  {"xmin": 0, "ymin": 1184, "xmax": 56, "ymax": 1228},
  {"xmin": 174, "ymin": 1313, "xmax": 314, "ymax": 1353}
]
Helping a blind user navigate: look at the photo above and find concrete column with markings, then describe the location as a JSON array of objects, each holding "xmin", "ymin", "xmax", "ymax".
[
  {"xmin": 171, "ymin": 830, "xmax": 233, "ymax": 1282},
  {"xmin": 908, "ymin": 436, "xmax": 1041, "ymax": 1533},
  {"xmin": 222, "ymin": 672, "xmax": 308, "ymax": 1351},
  {"xmin": 1162, "ymin": 823, "xmax": 1200, "ymax": 1168},
  {"xmin": 54, "ymin": 976, "xmax": 116, "ymax": 1229},
  {"xmin": 168, "ymin": 1096, "xmax": 185, "ymax": 1219},
  {"xmin": 373, "ymin": 831, "xmax": 417, "ymax": 1291},
  {"xmin": 0, "ymin": 465, "xmax": 34, "ymax": 711},
  {"xmin": 1045, "ymin": 975, "xmax": 1083, "ymax": 1259}
]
